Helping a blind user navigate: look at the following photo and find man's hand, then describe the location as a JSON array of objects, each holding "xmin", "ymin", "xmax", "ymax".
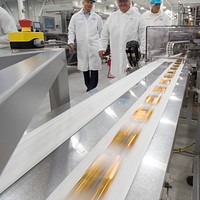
[
  {"xmin": 69, "ymin": 43, "xmax": 75, "ymax": 50},
  {"xmin": 140, "ymin": 53, "xmax": 145, "ymax": 60},
  {"xmin": 98, "ymin": 50, "xmax": 105, "ymax": 59}
]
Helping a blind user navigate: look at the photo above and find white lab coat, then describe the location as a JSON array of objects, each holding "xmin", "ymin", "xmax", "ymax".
[
  {"xmin": 142, "ymin": 10, "xmax": 171, "ymax": 27},
  {"xmin": 142, "ymin": 10, "xmax": 170, "ymax": 55},
  {"xmin": 99, "ymin": 8, "xmax": 146, "ymax": 78},
  {"xmin": 0, "ymin": 7, "xmax": 17, "ymax": 47},
  {"xmin": 68, "ymin": 9, "xmax": 103, "ymax": 71}
]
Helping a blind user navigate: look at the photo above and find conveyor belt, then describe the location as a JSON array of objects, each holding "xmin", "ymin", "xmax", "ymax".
[
  {"xmin": 0, "ymin": 58, "xmax": 166, "ymax": 193},
  {"xmin": 47, "ymin": 59, "xmax": 186, "ymax": 200},
  {"xmin": 0, "ymin": 57, "xmax": 188, "ymax": 200}
]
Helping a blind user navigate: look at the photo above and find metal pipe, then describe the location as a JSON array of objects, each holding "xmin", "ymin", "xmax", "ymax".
[{"xmin": 17, "ymin": 0, "xmax": 25, "ymax": 19}]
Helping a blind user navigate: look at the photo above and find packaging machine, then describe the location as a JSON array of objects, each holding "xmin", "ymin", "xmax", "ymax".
[{"xmin": 0, "ymin": 26, "xmax": 200, "ymax": 200}]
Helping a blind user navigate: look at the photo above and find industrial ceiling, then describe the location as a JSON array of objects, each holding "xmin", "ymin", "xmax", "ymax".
[
  {"xmin": 0, "ymin": 0, "xmax": 200, "ymax": 17},
  {"xmin": 99, "ymin": 0, "xmax": 200, "ymax": 14}
]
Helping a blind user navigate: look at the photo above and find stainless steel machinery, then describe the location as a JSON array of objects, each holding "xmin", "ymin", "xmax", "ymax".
[
  {"xmin": 0, "ymin": 48, "xmax": 70, "ymax": 177},
  {"xmin": 0, "ymin": 26, "xmax": 200, "ymax": 200}
]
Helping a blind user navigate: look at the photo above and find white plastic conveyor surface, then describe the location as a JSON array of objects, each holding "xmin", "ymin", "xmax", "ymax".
[
  {"xmin": 0, "ymin": 59, "xmax": 165, "ymax": 193},
  {"xmin": 47, "ymin": 59, "xmax": 186, "ymax": 200}
]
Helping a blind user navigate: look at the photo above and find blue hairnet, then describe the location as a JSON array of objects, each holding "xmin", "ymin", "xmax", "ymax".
[{"xmin": 150, "ymin": 0, "xmax": 162, "ymax": 4}]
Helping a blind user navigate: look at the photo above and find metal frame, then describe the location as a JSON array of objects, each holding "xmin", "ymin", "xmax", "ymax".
[{"xmin": 0, "ymin": 48, "xmax": 70, "ymax": 176}]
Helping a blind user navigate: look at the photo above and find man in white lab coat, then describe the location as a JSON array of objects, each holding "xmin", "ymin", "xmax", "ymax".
[
  {"xmin": 0, "ymin": 7, "xmax": 17, "ymax": 48},
  {"xmin": 98, "ymin": 0, "xmax": 145, "ymax": 78},
  {"xmin": 142, "ymin": 0, "xmax": 170, "ymax": 27},
  {"xmin": 68, "ymin": 0, "xmax": 103, "ymax": 92},
  {"xmin": 142, "ymin": 0, "xmax": 170, "ymax": 59}
]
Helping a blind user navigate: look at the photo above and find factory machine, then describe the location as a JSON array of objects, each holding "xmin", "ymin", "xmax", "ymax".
[
  {"xmin": 9, "ymin": 19, "xmax": 44, "ymax": 49},
  {"xmin": 0, "ymin": 26, "xmax": 200, "ymax": 200}
]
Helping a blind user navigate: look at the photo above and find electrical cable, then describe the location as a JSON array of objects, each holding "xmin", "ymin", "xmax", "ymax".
[
  {"xmin": 173, "ymin": 142, "xmax": 195, "ymax": 153},
  {"xmin": 34, "ymin": 39, "xmax": 74, "ymax": 51},
  {"xmin": 33, "ymin": 39, "xmax": 75, "ymax": 65}
]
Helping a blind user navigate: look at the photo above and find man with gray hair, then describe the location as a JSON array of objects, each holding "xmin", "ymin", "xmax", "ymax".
[
  {"xmin": 99, "ymin": 0, "xmax": 145, "ymax": 78},
  {"xmin": 68, "ymin": 0, "xmax": 103, "ymax": 92}
]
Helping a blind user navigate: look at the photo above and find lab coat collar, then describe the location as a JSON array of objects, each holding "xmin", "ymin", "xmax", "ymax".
[
  {"xmin": 79, "ymin": 8, "xmax": 97, "ymax": 21},
  {"xmin": 150, "ymin": 10, "xmax": 161, "ymax": 16},
  {"xmin": 119, "ymin": 7, "xmax": 132, "ymax": 15},
  {"xmin": 80, "ymin": 8, "xmax": 94, "ymax": 15},
  {"xmin": 79, "ymin": 8, "xmax": 84, "ymax": 14}
]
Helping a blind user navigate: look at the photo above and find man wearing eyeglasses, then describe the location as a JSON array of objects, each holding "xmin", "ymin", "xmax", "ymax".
[
  {"xmin": 142, "ymin": 0, "xmax": 170, "ymax": 26},
  {"xmin": 98, "ymin": 0, "xmax": 145, "ymax": 78}
]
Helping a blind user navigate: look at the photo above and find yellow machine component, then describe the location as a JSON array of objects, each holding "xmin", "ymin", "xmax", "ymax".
[
  {"xmin": 8, "ymin": 19, "xmax": 44, "ymax": 49},
  {"xmin": 9, "ymin": 31, "xmax": 44, "ymax": 42},
  {"xmin": 9, "ymin": 31, "xmax": 44, "ymax": 49}
]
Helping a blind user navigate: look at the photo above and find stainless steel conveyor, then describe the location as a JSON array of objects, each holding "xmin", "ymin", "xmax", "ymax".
[{"xmin": 0, "ymin": 56, "xmax": 189, "ymax": 200}]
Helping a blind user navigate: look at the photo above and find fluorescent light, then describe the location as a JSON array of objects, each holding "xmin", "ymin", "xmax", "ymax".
[
  {"xmin": 162, "ymin": 6, "xmax": 166, "ymax": 9},
  {"xmin": 140, "ymin": 7, "xmax": 144, "ymax": 10},
  {"xmin": 110, "ymin": 4, "xmax": 114, "ymax": 7}
]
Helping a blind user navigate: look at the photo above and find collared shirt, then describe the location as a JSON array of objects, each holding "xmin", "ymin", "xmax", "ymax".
[{"xmin": 82, "ymin": 10, "xmax": 91, "ymax": 20}]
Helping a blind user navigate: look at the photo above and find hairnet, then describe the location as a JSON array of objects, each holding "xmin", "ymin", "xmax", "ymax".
[{"xmin": 150, "ymin": 0, "xmax": 162, "ymax": 4}]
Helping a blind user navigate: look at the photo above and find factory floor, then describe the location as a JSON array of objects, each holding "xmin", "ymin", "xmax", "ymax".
[
  {"xmin": 34, "ymin": 63, "xmax": 196, "ymax": 200},
  {"xmin": 163, "ymin": 117, "xmax": 195, "ymax": 200}
]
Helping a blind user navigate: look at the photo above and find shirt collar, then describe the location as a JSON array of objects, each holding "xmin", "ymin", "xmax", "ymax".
[{"xmin": 81, "ymin": 8, "xmax": 91, "ymax": 15}]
